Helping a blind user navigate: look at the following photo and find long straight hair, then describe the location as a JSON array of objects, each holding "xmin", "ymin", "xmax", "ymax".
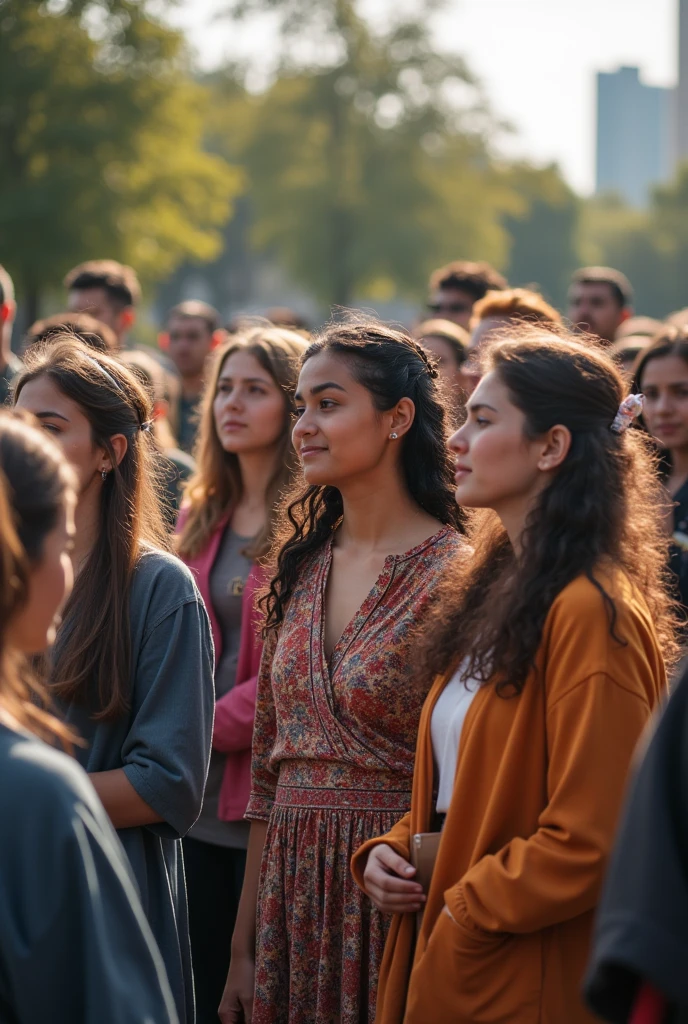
[
  {"xmin": 0, "ymin": 412, "xmax": 77, "ymax": 746},
  {"xmin": 15, "ymin": 337, "xmax": 169, "ymax": 720},
  {"xmin": 177, "ymin": 327, "xmax": 308, "ymax": 561}
]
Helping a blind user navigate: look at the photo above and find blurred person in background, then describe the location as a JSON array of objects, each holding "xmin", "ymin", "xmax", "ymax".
[
  {"xmin": 121, "ymin": 349, "xmax": 196, "ymax": 527},
  {"xmin": 65, "ymin": 259, "xmax": 140, "ymax": 350},
  {"xmin": 567, "ymin": 266, "xmax": 633, "ymax": 346},
  {"xmin": 0, "ymin": 411, "xmax": 179, "ymax": 1024},
  {"xmin": 0, "ymin": 265, "xmax": 22, "ymax": 405},
  {"xmin": 468, "ymin": 286, "xmax": 563, "ymax": 354},
  {"xmin": 426, "ymin": 260, "xmax": 508, "ymax": 330},
  {"xmin": 634, "ymin": 327, "xmax": 688, "ymax": 619},
  {"xmin": 176, "ymin": 326, "xmax": 307, "ymax": 1023},
  {"xmin": 14, "ymin": 337, "xmax": 214, "ymax": 1024},
  {"xmin": 413, "ymin": 318, "xmax": 471, "ymax": 423},
  {"xmin": 24, "ymin": 310, "xmax": 118, "ymax": 354},
  {"xmin": 160, "ymin": 300, "xmax": 224, "ymax": 455},
  {"xmin": 609, "ymin": 317, "xmax": 662, "ymax": 382},
  {"xmin": 264, "ymin": 307, "xmax": 311, "ymax": 336}
]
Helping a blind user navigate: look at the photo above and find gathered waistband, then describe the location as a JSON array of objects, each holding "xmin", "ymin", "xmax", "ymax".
[{"xmin": 273, "ymin": 759, "xmax": 412, "ymax": 812}]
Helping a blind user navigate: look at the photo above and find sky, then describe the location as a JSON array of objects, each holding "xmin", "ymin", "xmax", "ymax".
[{"xmin": 165, "ymin": 0, "xmax": 677, "ymax": 196}]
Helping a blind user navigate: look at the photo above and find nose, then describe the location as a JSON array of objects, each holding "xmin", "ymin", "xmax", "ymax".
[
  {"xmin": 448, "ymin": 423, "xmax": 468, "ymax": 454},
  {"xmin": 655, "ymin": 391, "xmax": 672, "ymax": 414},
  {"xmin": 292, "ymin": 411, "xmax": 316, "ymax": 444}
]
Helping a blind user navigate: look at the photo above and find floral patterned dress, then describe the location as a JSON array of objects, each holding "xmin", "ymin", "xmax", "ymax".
[{"xmin": 246, "ymin": 527, "xmax": 463, "ymax": 1024}]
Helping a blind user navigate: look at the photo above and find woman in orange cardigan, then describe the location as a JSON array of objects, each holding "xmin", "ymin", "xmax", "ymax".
[{"xmin": 353, "ymin": 329, "xmax": 676, "ymax": 1024}]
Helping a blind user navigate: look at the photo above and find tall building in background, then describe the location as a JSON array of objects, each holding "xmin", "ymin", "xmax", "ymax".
[
  {"xmin": 596, "ymin": 66, "xmax": 672, "ymax": 206},
  {"xmin": 676, "ymin": 0, "xmax": 688, "ymax": 166}
]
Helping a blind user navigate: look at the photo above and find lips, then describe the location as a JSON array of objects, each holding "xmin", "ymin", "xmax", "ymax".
[
  {"xmin": 300, "ymin": 446, "xmax": 327, "ymax": 458},
  {"xmin": 221, "ymin": 421, "xmax": 246, "ymax": 430}
]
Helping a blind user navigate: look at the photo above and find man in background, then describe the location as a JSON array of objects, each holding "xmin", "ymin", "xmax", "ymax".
[
  {"xmin": 0, "ymin": 266, "xmax": 22, "ymax": 405},
  {"xmin": 64, "ymin": 259, "xmax": 141, "ymax": 349},
  {"xmin": 567, "ymin": 266, "xmax": 633, "ymax": 346},
  {"xmin": 161, "ymin": 300, "xmax": 223, "ymax": 454},
  {"xmin": 469, "ymin": 286, "xmax": 562, "ymax": 353},
  {"xmin": 426, "ymin": 260, "xmax": 508, "ymax": 330}
]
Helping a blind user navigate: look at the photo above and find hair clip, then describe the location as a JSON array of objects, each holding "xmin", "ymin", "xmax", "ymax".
[
  {"xmin": 140, "ymin": 420, "xmax": 153, "ymax": 433},
  {"xmin": 610, "ymin": 394, "xmax": 644, "ymax": 434}
]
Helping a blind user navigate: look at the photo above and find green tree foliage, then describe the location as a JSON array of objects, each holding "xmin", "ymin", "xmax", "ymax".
[
  {"xmin": 0, "ymin": 0, "xmax": 241, "ymax": 313},
  {"xmin": 206, "ymin": 0, "xmax": 524, "ymax": 307},
  {"xmin": 501, "ymin": 163, "xmax": 581, "ymax": 307},
  {"xmin": 580, "ymin": 166, "xmax": 688, "ymax": 318}
]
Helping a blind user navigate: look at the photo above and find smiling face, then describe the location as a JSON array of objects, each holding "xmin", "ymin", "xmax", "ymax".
[
  {"xmin": 213, "ymin": 349, "xmax": 287, "ymax": 455},
  {"xmin": 448, "ymin": 371, "xmax": 559, "ymax": 524},
  {"xmin": 15, "ymin": 376, "xmax": 109, "ymax": 494},
  {"xmin": 640, "ymin": 353, "xmax": 688, "ymax": 452},
  {"xmin": 7, "ymin": 493, "xmax": 76, "ymax": 654},
  {"xmin": 292, "ymin": 351, "xmax": 404, "ymax": 487}
]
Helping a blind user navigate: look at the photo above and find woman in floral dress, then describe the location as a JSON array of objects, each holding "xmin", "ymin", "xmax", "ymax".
[{"xmin": 219, "ymin": 321, "xmax": 467, "ymax": 1024}]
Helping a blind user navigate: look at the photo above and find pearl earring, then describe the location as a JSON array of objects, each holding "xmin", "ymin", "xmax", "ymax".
[
  {"xmin": 389, "ymin": 432, "xmax": 398, "ymax": 440},
  {"xmin": 101, "ymin": 469, "xmax": 108, "ymax": 481}
]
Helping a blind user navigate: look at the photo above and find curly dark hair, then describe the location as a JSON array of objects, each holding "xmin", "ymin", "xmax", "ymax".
[
  {"xmin": 263, "ymin": 320, "xmax": 467, "ymax": 631},
  {"xmin": 419, "ymin": 327, "xmax": 677, "ymax": 694}
]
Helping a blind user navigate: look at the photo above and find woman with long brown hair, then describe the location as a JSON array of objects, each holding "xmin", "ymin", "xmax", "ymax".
[
  {"xmin": 219, "ymin": 321, "xmax": 466, "ymax": 1024},
  {"xmin": 0, "ymin": 411, "xmax": 177, "ymax": 1023},
  {"xmin": 176, "ymin": 326, "xmax": 307, "ymax": 1023},
  {"xmin": 14, "ymin": 336, "xmax": 214, "ymax": 1024},
  {"xmin": 354, "ymin": 328, "xmax": 674, "ymax": 1024}
]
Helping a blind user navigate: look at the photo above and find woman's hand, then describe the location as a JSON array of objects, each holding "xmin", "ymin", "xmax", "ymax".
[
  {"xmin": 218, "ymin": 953, "xmax": 255, "ymax": 1024},
  {"xmin": 362, "ymin": 843, "xmax": 426, "ymax": 914}
]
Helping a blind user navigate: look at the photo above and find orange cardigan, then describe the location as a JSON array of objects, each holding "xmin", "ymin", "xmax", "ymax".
[{"xmin": 351, "ymin": 569, "xmax": 667, "ymax": 1024}]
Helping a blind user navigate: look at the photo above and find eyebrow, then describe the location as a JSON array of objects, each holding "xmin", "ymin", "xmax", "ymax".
[
  {"xmin": 34, "ymin": 410, "xmax": 69, "ymax": 423},
  {"xmin": 218, "ymin": 375, "xmax": 271, "ymax": 385},
  {"xmin": 294, "ymin": 381, "xmax": 347, "ymax": 400},
  {"xmin": 466, "ymin": 402, "xmax": 498, "ymax": 414}
]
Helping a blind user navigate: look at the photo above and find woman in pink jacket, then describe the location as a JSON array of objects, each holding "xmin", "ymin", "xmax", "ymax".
[{"xmin": 176, "ymin": 326, "xmax": 307, "ymax": 1024}]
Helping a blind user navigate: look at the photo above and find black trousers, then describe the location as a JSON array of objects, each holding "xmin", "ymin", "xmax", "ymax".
[{"xmin": 183, "ymin": 837, "xmax": 247, "ymax": 1024}]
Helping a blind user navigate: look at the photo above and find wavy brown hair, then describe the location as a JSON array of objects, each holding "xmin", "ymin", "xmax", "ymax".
[
  {"xmin": 14, "ymin": 337, "xmax": 169, "ymax": 720},
  {"xmin": 420, "ymin": 327, "xmax": 677, "ymax": 693},
  {"xmin": 176, "ymin": 327, "xmax": 308, "ymax": 561},
  {"xmin": 263, "ymin": 320, "xmax": 467, "ymax": 632},
  {"xmin": 0, "ymin": 412, "xmax": 78, "ymax": 746}
]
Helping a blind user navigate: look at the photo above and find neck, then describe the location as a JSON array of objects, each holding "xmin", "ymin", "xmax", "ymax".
[
  {"xmin": 0, "ymin": 331, "xmax": 12, "ymax": 373},
  {"xmin": 181, "ymin": 373, "xmax": 205, "ymax": 401},
  {"xmin": 669, "ymin": 446, "xmax": 688, "ymax": 487},
  {"xmin": 235, "ymin": 448, "xmax": 280, "ymax": 510},
  {"xmin": 72, "ymin": 481, "xmax": 101, "ymax": 573},
  {"xmin": 336, "ymin": 463, "xmax": 429, "ymax": 553},
  {"xmin": 494, "ymin": 488, "xmax": 544, "ymax": 557}
]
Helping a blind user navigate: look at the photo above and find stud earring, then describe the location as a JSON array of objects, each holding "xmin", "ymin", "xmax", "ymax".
[
  {"xmin": 101, "ymin": 469, "xmax": 108, "ymax": 481},
  {"xmin": 389, "ymin": 432, "xmax": 398, "ymax": 440}
]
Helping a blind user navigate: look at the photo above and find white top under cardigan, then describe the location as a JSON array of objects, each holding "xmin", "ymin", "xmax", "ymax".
[{"xmin": 430, "ymin": 664, "xmax": 479, "ymax": 814}]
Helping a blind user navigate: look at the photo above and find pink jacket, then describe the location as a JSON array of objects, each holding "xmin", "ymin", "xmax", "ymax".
[{"xmin": 177, "ymin": 510, "xmax": 265, "ymax": 821}]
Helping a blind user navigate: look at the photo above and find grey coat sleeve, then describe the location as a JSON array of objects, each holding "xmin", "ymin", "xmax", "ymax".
[
  {"xmin": 1, "ymin": 768, "xmax": 178, "ymax": 1024},
  {"xmin": 121, "ymin": 595, "xmax": 215, "ymax": 838}
]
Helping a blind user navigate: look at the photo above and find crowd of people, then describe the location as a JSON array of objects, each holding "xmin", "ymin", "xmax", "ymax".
[{"xmin": 2, "ymin": 253, "xmax": 688, "ymax": 1024}]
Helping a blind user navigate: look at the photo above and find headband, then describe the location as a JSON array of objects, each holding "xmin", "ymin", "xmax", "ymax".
[{"xmin": 84, "ymin": 355, "xmax": 152, "ymax": 432}]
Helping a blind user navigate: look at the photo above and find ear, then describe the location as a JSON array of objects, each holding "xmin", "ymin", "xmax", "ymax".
[
  {"xmin": 388, "ymin": 396, "xmax": 416, "ymax": 439},
  {"xmin": 158, "ymin": 331, "xmax": 170, "ymax": 351},
  {"xmin": 536, "ymin": 424, "xmax": 571, "ymax": 473},
  {"xmin": 100, "ymin": 434, "xmax": 129, "ymax": 474},
  {"xmin": 0, "ymin": 300, "xmax": 16, "ymax": 325},
  {"xmin": 120, "ymin": 308, "xmax": 136, "ymax": 331},
  {"xmin": 152, "ymin": 399, "xmax": 169, "ymax": 421},
  {"xmin": 211, "ymin": 329, "xmax": 226, "ymax": 350}
]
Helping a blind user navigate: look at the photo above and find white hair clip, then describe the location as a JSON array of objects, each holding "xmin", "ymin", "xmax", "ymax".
[
  {"xmin": 140, "ymin": 420, "xmax": 153, "ymax": 433},
  {"xmin": 610, "ymin": 394, "xmax": 644, "ymax": 434}
]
